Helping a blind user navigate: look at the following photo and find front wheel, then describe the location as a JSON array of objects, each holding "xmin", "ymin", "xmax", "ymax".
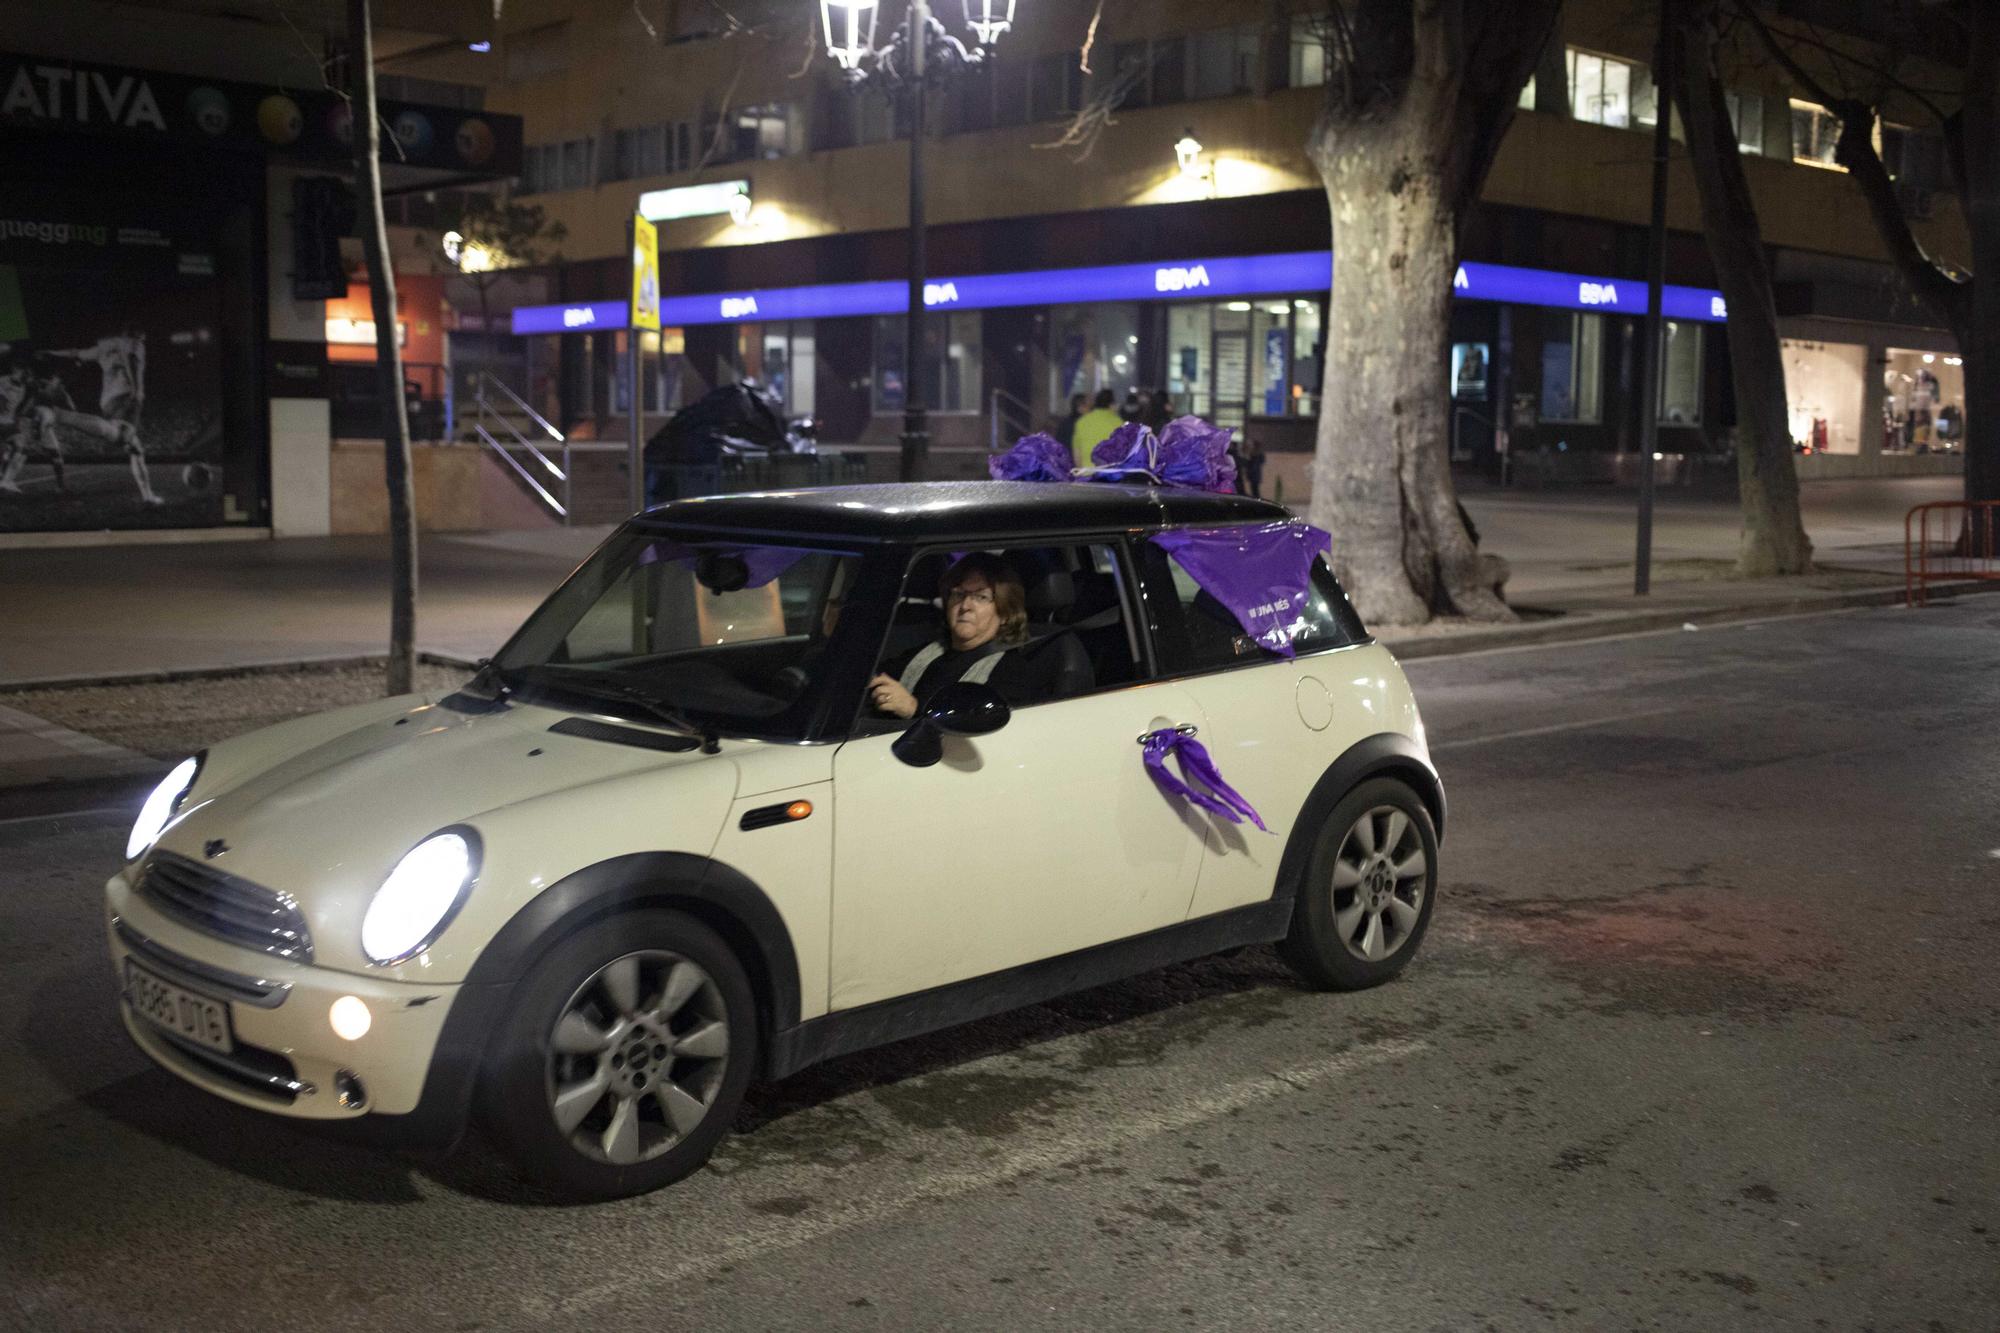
[
  {"xmin": 1280, "ymin": 777, "xmax": 1439, "ymax": 991},
  {"xmin": 479, "ymin": 909, "xmax": 757, "ymax": 1200}
]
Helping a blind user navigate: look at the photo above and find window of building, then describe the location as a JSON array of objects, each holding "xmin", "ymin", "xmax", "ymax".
[
  {"xmin": 610, "ymin": 124, "xmax": 670, "ymax": 181},
  {"xmin": 1657, "ymin": 321, "xmax": 1702, "ymax": 425},
  {"xmin": 505, "ymin": 21, "xmax": 570, "ymax": 81},
  {"xmin": 730, "ymin": 321, "xmax": 816, "ymax": 418},
  {"xmin": 1050, "ymin": 304, "xmax": 1140, "ymax": 416},
  {"xmin": 1725, "ymin": 90, "xmax": 1765, "ymax": 155},
  {"xmin": 1540, "ymin": 312, "xmax": 1603, "ymax": 422},
  {"xmin": 1029, "ymin": 51, "xmax": 1082, "ymax": 121},
  {"xmin": 1884, "ymin": 122, "xmax": 1948, "ymax": 193},
  {"xmin": 1289, "ymin": 17, "xmax": 1326, "ymax": 89},
  {"xmin": 560, "ymin": 136, "xmax": 595, "ymax": 190},
  {"xmin": 1569, "ymin": 49, "xmax": 1636, "ymax": 128},
  {"xmin": 1186, "ymin": 24, "xmax": 1259, "ymax": 100},
  {"xmin": 703, "ymin": 103, "xmax": 796, "ymax": 164},
  {"xmin": 1791, "ymin": 99, "xmax": 1843, "ymax": 168},
  {"xmin": 873, "ymin": 312, "xmax": 983, "ymax": 414},
  {"xmin": 946, "ymin": 61, "xmax": 996, "ymax": 131},
  {"xmin": 520, "ymin": 143, "xmax": 557, "ymax": 193}
]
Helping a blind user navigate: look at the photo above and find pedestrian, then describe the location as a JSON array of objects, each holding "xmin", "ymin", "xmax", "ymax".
[
  {"xmin": 1226, "ymin": 436, "xmax": 1250, "ymax": 496},
  {"xmin": 1119, "ymin": 388, "xmax": 1143, "ymax": 423},
  {"xmin": 1054, "ymin": 393, "xmax": 1086, "ymax": 450},
  {"xmin": 1071, "ymin": 388, "xmax": 1123, "ymax": 468},
  {"xmin": 1242, "ymin": 437, "xmax": 1266, "ymax": 499},
  {"xmin": 1145, "ymin": 391, "xmax": 1174, "ymax": 432}
]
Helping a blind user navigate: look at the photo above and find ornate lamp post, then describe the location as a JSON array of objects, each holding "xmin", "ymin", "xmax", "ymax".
[{"xmin": 821, "ymin": 0, "xmax": 1017, "ymax": 481}]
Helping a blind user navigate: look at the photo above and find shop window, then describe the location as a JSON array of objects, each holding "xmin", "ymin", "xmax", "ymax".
[
  {"xmin": 1791, "ymin": 99, "xmax": 1843, "ymax": 169},
  {"xmin": 1782, "ymin": 338, "xmax": 1866, "ymax": 453},
  {"xmin": 1568, "ymin": 48, "xmax": 1635, "ymax": 128},
  {"xmin": 873, "ymin": 313, "xmax": 983, "ymax": 414},
  {"xmin": 1049, "ymin": 304, "xmax": 1139, "ymax": 414},
  {"xmin": 735, "ymin": 321, "xmax": 817, "ymax": 418},
  {"xmin": 1656, "ymin": 322, "xmax": 1702, "ymax": 425},
  {"xmin": 1882, "ymin": 348, "xmax": 1965, "ymax": 453},
  {"xmin": 1540, "ymin": 312, "xmax": 1603, "ymax": 423},
  {"xmin": 1167, "ymin": 304, "xmax": 1211, "ymax": 421},
  {"xmin": 1185, "ymin": 24, "xmax": 1259, "ymax": 101},
  {"xmin": 1289, "ymin": 17, "xmax": 1326, "ymax": 89},
  {"xmin": 1291, "ymin": 298, "xmax": 1323, "ymax": 417}
]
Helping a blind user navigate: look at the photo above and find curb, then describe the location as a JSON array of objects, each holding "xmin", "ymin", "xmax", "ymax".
[
  {"xmin": 0, "ymin": 650, "xmax": 479, "ymax": 695},
  {"xmin": 1380, "ymin": 577, "xmax": 1996, "ymax": 660}
]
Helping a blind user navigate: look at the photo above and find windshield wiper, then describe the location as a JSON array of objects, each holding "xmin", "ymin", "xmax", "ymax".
[
  {"xmin": 460, "ymin": 657, "xmax": 516, "ymax": 703},
  {"xmin": 521, "ymin": 671, "xmax": 722, "ymax": 753}
]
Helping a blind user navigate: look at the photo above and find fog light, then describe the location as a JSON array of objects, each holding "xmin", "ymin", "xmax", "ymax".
[
  {"xmin": 330, "ymin": 995, "xmax": 372, "ymax": 1041},
  {"xmin": 335, "ymin": 1069, "xmax": 368, "ymax": 1110}
]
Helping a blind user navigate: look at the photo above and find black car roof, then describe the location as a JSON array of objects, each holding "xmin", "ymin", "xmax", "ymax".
[{"xmin": 635, "ymin": 480, "xmax": 1289, "ymax": 544}]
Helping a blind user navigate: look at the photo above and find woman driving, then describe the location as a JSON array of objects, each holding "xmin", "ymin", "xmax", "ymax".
[{"xmin": 868, "ymin": 552, "xmax": 1057, "ymax": 719}]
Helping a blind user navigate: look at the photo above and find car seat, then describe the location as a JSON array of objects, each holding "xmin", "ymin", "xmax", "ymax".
[
  {"xmin": 1021, "ymin": 569, "xmax": 1094, "ymax": 699},
  {"xmin": 1059, "ymin": 569, "xmax": 1135, "ymax": 684}
]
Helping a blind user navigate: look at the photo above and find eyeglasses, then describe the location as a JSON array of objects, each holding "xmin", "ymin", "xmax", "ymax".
[{"xmin": 945, "ymin": 587, "xmax": 995, "ymax": 606}]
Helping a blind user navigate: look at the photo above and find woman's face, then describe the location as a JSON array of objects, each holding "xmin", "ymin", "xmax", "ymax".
[{"xmin": 945, "ymin": 573, "xmax": 1001, "ymax": 650}]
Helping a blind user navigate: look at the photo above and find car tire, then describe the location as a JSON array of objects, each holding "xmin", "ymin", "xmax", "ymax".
[
  {"xmin": 1280, "ymin": 777, "xmax": 1438, "ymax": 992},
  {"xmin": 479, "ymin": 909, "xmax": 758, "ymax": 1200}
]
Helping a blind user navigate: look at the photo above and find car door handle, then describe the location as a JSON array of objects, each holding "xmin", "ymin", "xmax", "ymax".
[{"xmin": 1136, "ymin": 723, "xmax": 1199, "ymax": 745}]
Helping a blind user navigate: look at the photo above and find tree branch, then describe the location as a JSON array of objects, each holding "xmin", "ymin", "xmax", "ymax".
[{"xmin": 1742, "ymin": 3, "xmax": 1970, "ymax": 332}]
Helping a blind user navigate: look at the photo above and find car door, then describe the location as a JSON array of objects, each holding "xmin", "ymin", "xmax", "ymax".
[
  {"xmin": 1132, "ymin": 536, "xmax": 1377, "ymax": 921},
  {"xmin": 826, "ymin": 542, "xmax": 1210, "ymax": 1012}
]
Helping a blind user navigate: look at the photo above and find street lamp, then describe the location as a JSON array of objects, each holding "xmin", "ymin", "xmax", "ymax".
[
  {"xmin": 821, "ymin": 0, "xmax": 1015, "ymax": 481},
  {"xmin": 1174, "ymin": 128, "xmax": 1203, "ymax": 175}
]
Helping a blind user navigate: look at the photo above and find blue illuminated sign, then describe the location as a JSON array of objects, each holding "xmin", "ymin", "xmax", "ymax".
[
  {"xmin": 511, "ymin": 299, "xmax": 630, "ymax": 335},
  {"xmin": 510, "ymin": 255, "xmax": 1727, "ymax": 333}
]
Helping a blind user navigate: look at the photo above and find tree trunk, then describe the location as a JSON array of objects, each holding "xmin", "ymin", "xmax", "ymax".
[
  {"xmin": 349, "ymin": 0, "xmax": 418, "ymax": 696},
  {"xmin": 1962, "ymin": 7, "xmax": 2000, "ymax": 509},
  {"xmin": 1667, "ymin": 1, "xmax": 1811, "ymax": 577},
  {"xmin": 1306, "ymin": 120, "xmax": 1511, "ymax": 625}
]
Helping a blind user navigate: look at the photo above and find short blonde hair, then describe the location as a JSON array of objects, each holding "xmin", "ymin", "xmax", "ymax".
[{"xmin": 941, "ymin": 552, "xmax": 1029, "ymax": 645}]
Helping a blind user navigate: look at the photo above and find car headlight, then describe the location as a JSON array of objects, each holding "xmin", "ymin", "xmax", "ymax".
[
  {"xmin": 126, "ymin": 756, "xmax": 201, "ymax": 862},
  {"xmin": 361, "ymin": 830, "xmax": 479, "ymax": 965}
]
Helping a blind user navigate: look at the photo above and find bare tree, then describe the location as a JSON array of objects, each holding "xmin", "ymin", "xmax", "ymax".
[
  {"xmin": 1304, "ymin": 0, "xmax": 1560, "ymax": 625},
  {"xmin": 1744, "ymin": 1, "xmax": 1996, "ymax": 515},
  {"xmin": 443, "ymin": 193, "xmax": 566, "ymax": 387},
  {"xmin": 346, "ymin": 0, "xmax": 418, "ymax": 694},
  {"xmin": 1667, "ymin": 0, "xmax": 1812, "ymax": 574}
]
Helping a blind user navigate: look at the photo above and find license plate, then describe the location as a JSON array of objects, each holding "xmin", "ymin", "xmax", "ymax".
[{"xmin": 124, "ymin": 958, "xmax": 233, "ymax": 1054}]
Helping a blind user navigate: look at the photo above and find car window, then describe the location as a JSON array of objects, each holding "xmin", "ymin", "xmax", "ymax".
[
  {"xmin": 857, "ymin": 542, "xmax": 1139, "ymax": 731},
  {"xmin": 1136, "ymin": 539, "xmax": 1365, "ymax": 675}
]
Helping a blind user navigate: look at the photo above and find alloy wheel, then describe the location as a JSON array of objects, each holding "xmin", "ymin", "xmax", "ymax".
[{"xmin": 1328, "ymin": 805, "xmax": 1428, "ymax": 963}]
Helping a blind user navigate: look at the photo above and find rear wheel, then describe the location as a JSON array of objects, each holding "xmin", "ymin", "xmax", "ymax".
[
  {"xmin": 1280, "ymin": 778, "xmax": 1438, "ymax": 991},
  {"xmin": 480, "ymin": 910, "xmax": 757, "ymax": 1199}
]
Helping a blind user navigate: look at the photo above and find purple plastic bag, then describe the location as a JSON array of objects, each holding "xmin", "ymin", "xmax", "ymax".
[
  {"xmin": 1142, "ymin": 732, "xmax": 1268, "ymax": 832},
  {"xmin": 1082, "ymin": 417, "xmax": 1236, "ymax": 494},
  {"xmin": 989, "ymin": 432, "xmax": 1076, "ymax": 483},
  {"xmin": 1150, "ymin": 521, "xmax": 1333, "ymax": 659}
]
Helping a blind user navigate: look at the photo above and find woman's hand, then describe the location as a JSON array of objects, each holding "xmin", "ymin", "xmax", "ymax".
[{"xmin": 868, "ymin": 673, "xmax": 918, "ymax": 719}]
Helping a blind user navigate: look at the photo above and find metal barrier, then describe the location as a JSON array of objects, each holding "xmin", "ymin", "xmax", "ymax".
[
  {"xmin": 988, "ymin": 387, "xmax": 1033, "ymax": 452},
  {"xmin": 1905, "ymin": 500, "xmax": 2000, "ymax": 606}
]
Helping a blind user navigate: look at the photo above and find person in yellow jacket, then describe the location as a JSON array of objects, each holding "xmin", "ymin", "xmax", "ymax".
[{"xmin": 1070, "ymin": 388, "xmax": 1123, "ymax": 468}]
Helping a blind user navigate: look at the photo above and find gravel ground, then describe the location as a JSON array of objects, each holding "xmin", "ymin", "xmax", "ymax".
[{"xmin": 1, "ymin": 663, "xmax": 470, "ymax": 760}]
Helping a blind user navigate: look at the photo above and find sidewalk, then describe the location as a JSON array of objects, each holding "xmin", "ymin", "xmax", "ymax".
[{"xmin": 0, "ymin": 476, "xmax": 1965, "ymax": 791}]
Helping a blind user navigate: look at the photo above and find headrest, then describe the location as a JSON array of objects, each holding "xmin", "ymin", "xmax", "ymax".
[{"xmin": 1024, "ymin": 570, "xmax": 1076, "ymax": 618}]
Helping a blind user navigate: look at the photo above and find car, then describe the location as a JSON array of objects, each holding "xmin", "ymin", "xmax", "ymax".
[{"xmin": 104, "ymin": 479, "xmax": 1442, "ymax": 1200}]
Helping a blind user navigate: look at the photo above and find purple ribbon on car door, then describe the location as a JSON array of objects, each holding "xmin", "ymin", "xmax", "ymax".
[{"xmin": 1142, "ymin": 730, "xmax": 1268, "ymax": 832}]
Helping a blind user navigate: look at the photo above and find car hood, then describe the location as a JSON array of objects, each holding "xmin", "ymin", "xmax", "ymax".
[{"xmin": 145, "ymin": 694, "xmax": 738, "ymax": 978}]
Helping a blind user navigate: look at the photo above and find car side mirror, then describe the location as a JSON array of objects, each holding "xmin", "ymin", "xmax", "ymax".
[{"xmin": 891, "ymin": 683, "xmax": 1011, "ymax": 767}]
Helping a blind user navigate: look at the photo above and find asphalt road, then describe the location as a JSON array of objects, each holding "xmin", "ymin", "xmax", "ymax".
[{"xmin": 3, "ymin": 600, "xmax": 1997, "ymax": 1331}]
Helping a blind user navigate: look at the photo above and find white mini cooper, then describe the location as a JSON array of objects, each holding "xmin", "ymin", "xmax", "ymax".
[{"xmin": 105, "ymin": 481, "xmax": 1441, "ymax": 1199}]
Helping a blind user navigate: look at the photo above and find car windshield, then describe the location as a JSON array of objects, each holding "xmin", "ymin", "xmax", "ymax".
[{"xmin": 492, "ymin": 529, "xmax": 862, "ymax": 740}]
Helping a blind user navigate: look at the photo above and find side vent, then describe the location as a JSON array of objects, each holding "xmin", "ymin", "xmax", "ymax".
[{"xmin": 547, "ymin": 717, "xmax": 702, "ymax": 753}]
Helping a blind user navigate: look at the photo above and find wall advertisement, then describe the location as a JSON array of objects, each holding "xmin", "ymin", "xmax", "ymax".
[{"xmin": 0, "ymin": 196, "xmax": 226, "ymax": 532}]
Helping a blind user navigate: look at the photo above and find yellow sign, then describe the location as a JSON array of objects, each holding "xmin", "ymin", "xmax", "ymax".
[{"xmin": 630, "ymin": 213, "xmax": 660, "ymax": 332}]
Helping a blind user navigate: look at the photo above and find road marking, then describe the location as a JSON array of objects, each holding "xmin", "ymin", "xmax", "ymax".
[
  {"xmin": 525, "ymin": 1037, "xmax": 1428, "ymax": 1324},
  {"xmin": 1428, "ymin": 705, "xmax": 1688, "ymax": 751},
  {"xmin": 0, "ymin": 805, "xmax": 129, "ymax": 829}
]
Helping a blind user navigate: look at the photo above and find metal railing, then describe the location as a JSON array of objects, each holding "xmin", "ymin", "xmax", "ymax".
[
  {"xmin": 1905, "ymin": 500, "xmax": 2000, "ymax": 606},
  {"xmin": 472, "ymin": 372, "xmax": 571, "ymax": 522},
  {"xmin": 988, "ymin": 387, "xmax": 1034, "ymax": 452}
]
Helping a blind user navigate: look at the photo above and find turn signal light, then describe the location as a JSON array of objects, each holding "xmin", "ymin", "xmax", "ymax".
[{"xmin": 786, "ymin": 800, "xmax": 813, "ymax": 821}]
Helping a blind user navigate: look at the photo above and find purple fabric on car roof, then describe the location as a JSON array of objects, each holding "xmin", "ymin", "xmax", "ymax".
[
  {"xmin": 991, "ymin": 417, "xmax": 1237, "ymax": 494},
  {"xmin": 1150, "ymin": 521, "xmax": 1333, "ymax": 659},
  {"xmin": 988, "ymin": 432, "xmax": 1075, "ymax": 483}
]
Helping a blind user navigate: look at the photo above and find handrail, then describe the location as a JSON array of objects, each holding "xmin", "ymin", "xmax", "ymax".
[
  {"xmin": 988, "ymin": 387, "xmax": 1034, "ymax": 451},
  {"xmin": 474, "ymin": 423, "xmax": 568, "ymax": 517},
  {"xmin": 478, "ymin": 371, "xmax": 565, "ymax": 444}
]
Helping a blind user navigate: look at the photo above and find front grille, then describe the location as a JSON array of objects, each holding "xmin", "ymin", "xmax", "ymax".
[
  {"xmin": 139, "ymin": 853, "xmax": 314, "ymax": 963},
  {"xmin": 143, "ymin": 1025, "xmax": 311, "ymax": 1104}
]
